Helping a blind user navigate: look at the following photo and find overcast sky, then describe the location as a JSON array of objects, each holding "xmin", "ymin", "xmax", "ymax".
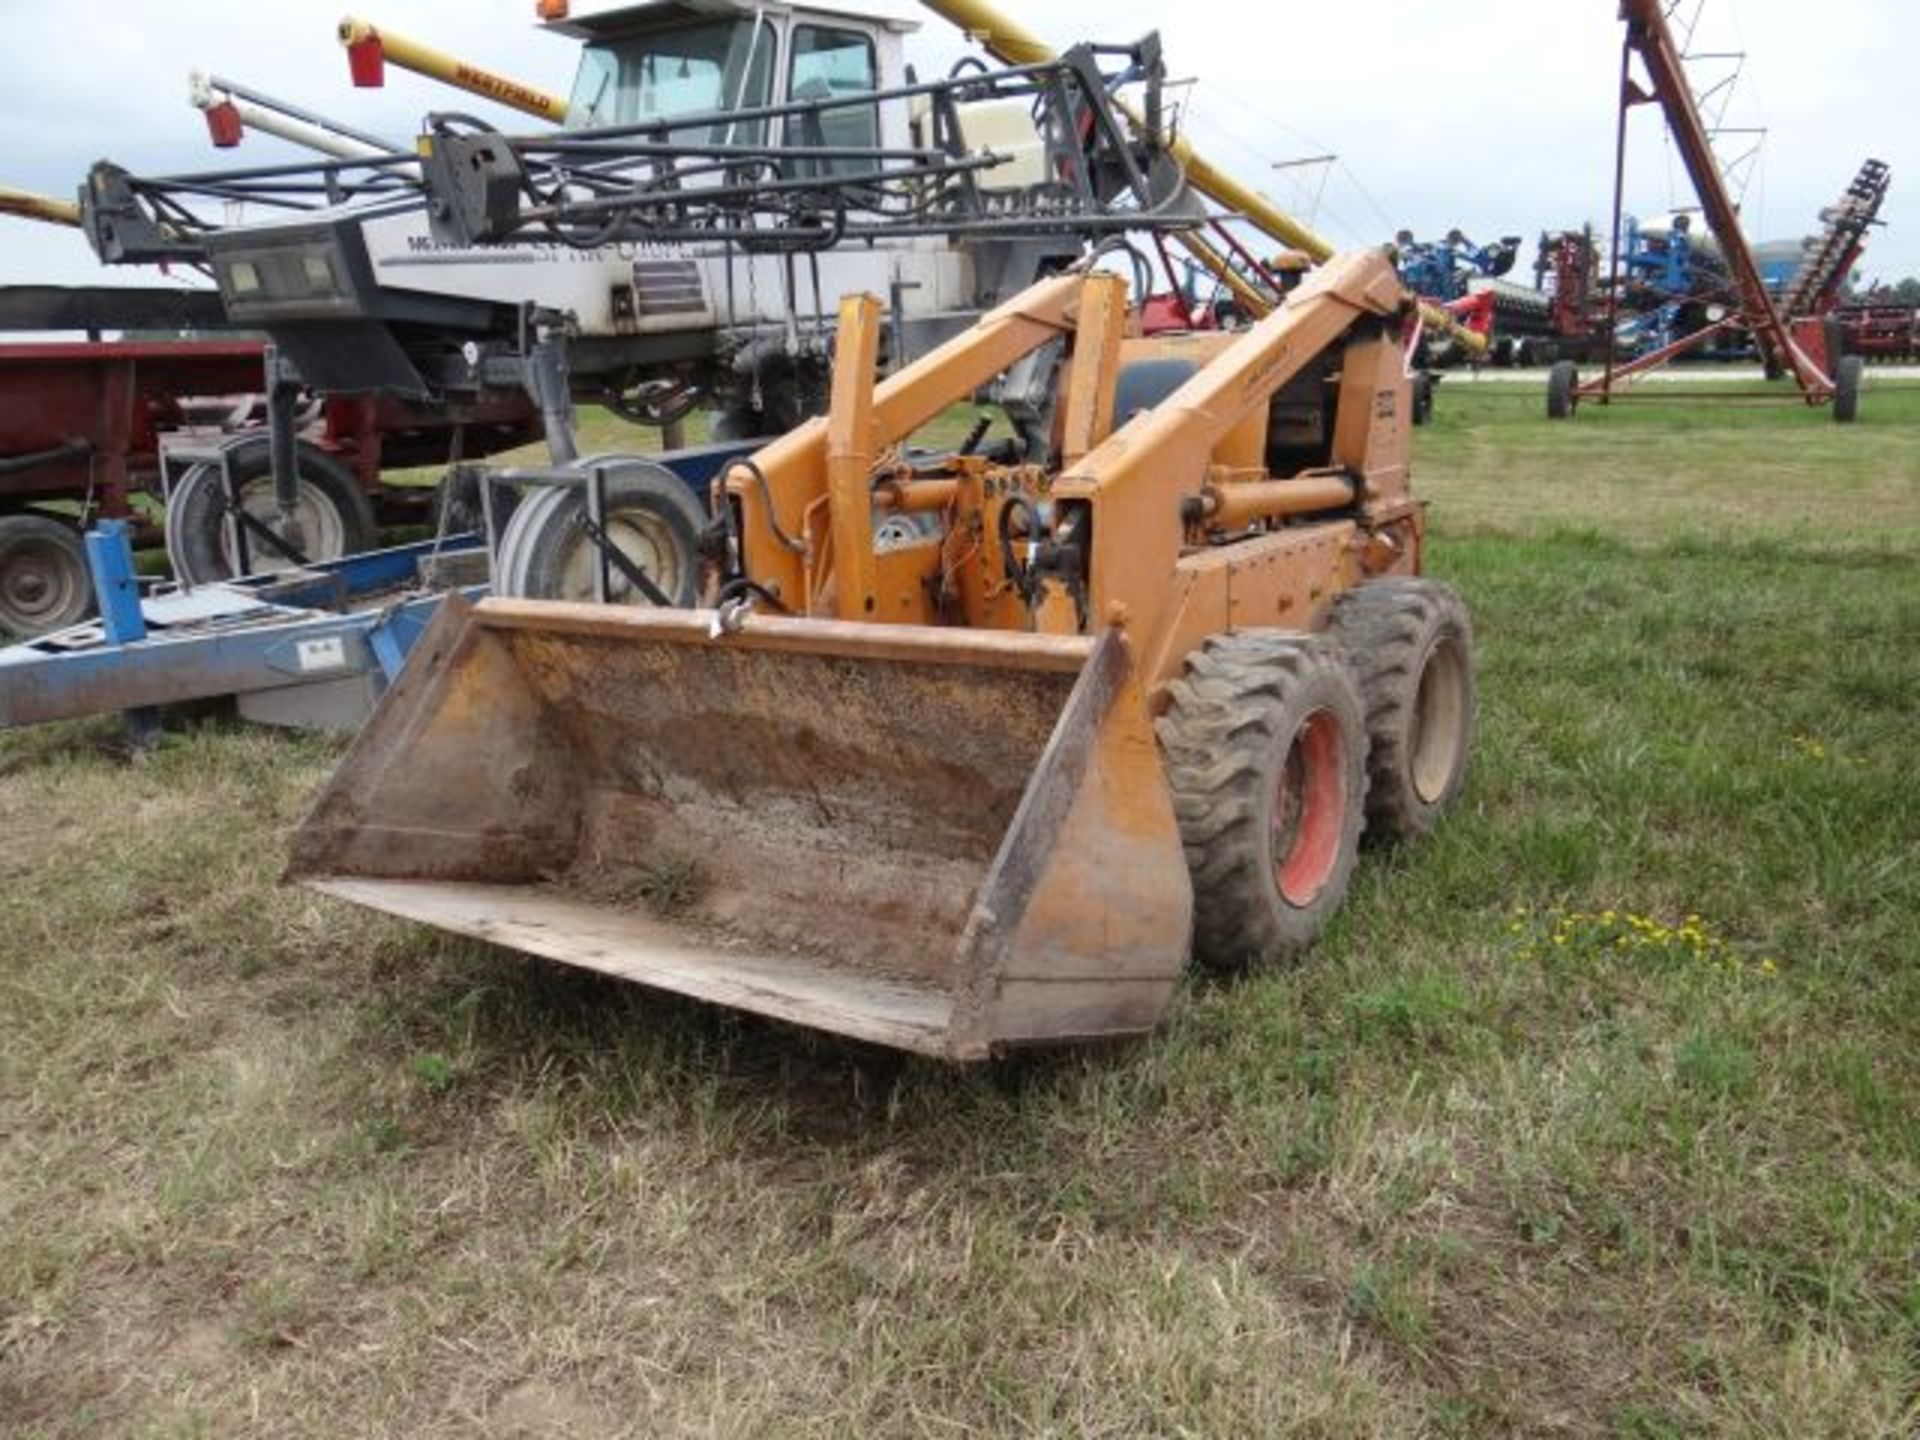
[{"xmin": 2, "ymin": 0, "xmax": 1913, "ymax": 293}]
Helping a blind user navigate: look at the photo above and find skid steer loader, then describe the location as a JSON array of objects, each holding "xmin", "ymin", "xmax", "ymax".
[{"xmin": 287, "ymin": 247, "xmax": 1476, "ymax": 1058}]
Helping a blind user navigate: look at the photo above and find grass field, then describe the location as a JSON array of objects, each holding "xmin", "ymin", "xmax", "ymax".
[{"xmin": 3, "ymin": 382, "xmax": 1917, "ymax": 1437}]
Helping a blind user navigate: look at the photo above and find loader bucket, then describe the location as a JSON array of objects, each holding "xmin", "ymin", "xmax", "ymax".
[{"xmin": 287, "ymin": 595, "xmax": 1193, "ymax": 1058}]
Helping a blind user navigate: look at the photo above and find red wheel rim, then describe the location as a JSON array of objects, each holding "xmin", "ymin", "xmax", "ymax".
[{"xmin": 1273, "ymin": 708, "xmax": 1346, "ymax": 907}]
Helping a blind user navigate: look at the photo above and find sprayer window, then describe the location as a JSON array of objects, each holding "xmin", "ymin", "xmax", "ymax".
[
  {"xmin": 786, "ymin": 25, "xmax": 878, "ymax": 172},
  {"xmin": 566, "ymin": 18, "xmax": 775, "ymax": 144}
]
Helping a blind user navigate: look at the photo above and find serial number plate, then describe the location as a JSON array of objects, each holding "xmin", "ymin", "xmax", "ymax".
[{"xmin": 295, "ymin": 636, "xmax": 348, "ymax": 672}]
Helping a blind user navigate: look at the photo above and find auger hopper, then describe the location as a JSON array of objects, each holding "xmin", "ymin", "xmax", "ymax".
[
  {"xmin": 292, "ymin": 254, "xmax": 1478, "ymax": 1057},
  {"xmin": 289, "ymin": 598, "xmax": 1188, "ymax": 1057}
]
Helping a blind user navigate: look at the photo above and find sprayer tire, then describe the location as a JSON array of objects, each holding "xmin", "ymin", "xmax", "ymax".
[
  {"xmin": 1156, "ymin": 632, "xmax": 1368, "ymax": 972},
  {"xmin": 1327, "ymin": 578, "xmax": 1475, "ymax": 843},
  {"xmin": 1411, "ymin": 373, "xmax": 1436, "ymax": 426},
  {"xmin": 710, "ymin": 409, "xmax": 766, "ymax": 443}
]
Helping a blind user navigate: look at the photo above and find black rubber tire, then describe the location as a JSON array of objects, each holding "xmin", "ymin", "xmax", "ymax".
[
  {"xmin": 166, "ymin": 438, "xmax": 377, "ymax": 585},
  {"xmin": 1822, "ymin": 316, "xmax": 1849, "ymax": 379},
  {"xmin": 710, "ymin": 357, "xmax": 818, "ymax": 442},
  {"xmin": 1156, "ymin": 632, "xmax": 1368, "ymax": 972},
  {"xmin": 710, "ymin": 408, "xmax": 766, "ymax": 443},
  {"xmin": 1327, "ymin": 578, "xmax": 1476, "ymax": 843},
  {"xmin": 496, "ymin": 458, "xmax": 707, "ymax": 606},
  {"xmin": 1546, "ymin": 360, "xmax": 1579, "ymax": 420},
  {"xmin": 0, "ymin": 513, "xmax": 93, "ymax": 637},
  {"xmin": 1832, "ymin": 354, "xmax": 1864, "ymax": 424},
  {"xmin": 1411, "ymin": 373, "xmax": 1436, "ymax": 427}
]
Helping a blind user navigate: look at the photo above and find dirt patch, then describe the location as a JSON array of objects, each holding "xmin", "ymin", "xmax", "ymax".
[{"xmin": 485, "ymin": 1378, "xmax": 614, "ymax": 1438}]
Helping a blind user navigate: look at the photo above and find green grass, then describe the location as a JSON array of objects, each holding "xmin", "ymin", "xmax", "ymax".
[
  {"xmin": 2, "ymin": 385, "xmax": 1918, "ymax": 1435},
  {"xmin": 1416, "ymin": 374, "xmax": 1920, "ymax": 549}
]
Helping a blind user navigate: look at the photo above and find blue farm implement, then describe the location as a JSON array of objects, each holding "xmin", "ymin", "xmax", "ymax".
[{"xmin": 0, "ymin": 526, "xmax": 486, "ymax": 736}]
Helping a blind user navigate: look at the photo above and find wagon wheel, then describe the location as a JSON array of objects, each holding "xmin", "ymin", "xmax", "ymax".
[{"xmin": 0, "ymin": 513, "xmax": 93, "ymax": 637}]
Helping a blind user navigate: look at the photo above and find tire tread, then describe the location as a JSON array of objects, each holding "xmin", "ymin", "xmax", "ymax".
[
  {"xmin": 1156, "ymin": 632, "xmax": 1368, "ymax": 971},
  {"xmin": 1327, "ymin": 578, "xmax": 1475, "ymax": 842}
]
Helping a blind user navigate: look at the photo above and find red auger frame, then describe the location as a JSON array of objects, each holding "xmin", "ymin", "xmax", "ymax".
[{"xmin": 1560, "ymin": 0, "xmax": 1861, "ymax": 421}]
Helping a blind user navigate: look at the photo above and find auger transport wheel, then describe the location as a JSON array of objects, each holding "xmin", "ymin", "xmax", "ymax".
[
  {"xmin": 1328, "ymin": 578, "xmax": 1475, "ymax": 842},
  {"xmin": 1157, "ymin": 632, "xmax": 1368, "ymax": 971},
  {"xmin": 1546, "ymin": 360, "xmax": 1579, "ymax": 420},
  {"xmin": 1832, "ymin": 354, "xmax": 1863, "ymax": 424}
]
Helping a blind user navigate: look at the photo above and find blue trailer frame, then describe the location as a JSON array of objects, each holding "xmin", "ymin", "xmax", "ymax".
[
  {"xmin": 0, "ymin": 524, "xmax": 485, "ymax": 732},
  {"xmin": 1, "ymin": 440, "xmax": 756, "ymax": 733}
]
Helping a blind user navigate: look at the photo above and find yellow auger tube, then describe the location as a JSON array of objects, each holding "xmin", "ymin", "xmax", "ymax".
[
  {"xmin": 338, "ymin": 17, "xmax": 570, "ymax": 124},
  {"xmin": 916, "ymin": 0, "xmax": 1484, "ymax": 353},
  {"xmin": 0, "ymin": 185, "xmax": 82, "ymax": 228}
]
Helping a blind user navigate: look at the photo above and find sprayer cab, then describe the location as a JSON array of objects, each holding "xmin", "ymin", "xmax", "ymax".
[
  {"xmin": 544, "ymin": 0, "xmax": 916, "ymax": 137},
  {"xmin": 535, "ymin": 0, "xmax": 1084, "ymax": 212}
]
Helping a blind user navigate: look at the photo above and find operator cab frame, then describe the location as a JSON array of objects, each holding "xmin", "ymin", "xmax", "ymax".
[{"xmin": 547, "ymin": 0, "xmax": 918, "ymax": 165}]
